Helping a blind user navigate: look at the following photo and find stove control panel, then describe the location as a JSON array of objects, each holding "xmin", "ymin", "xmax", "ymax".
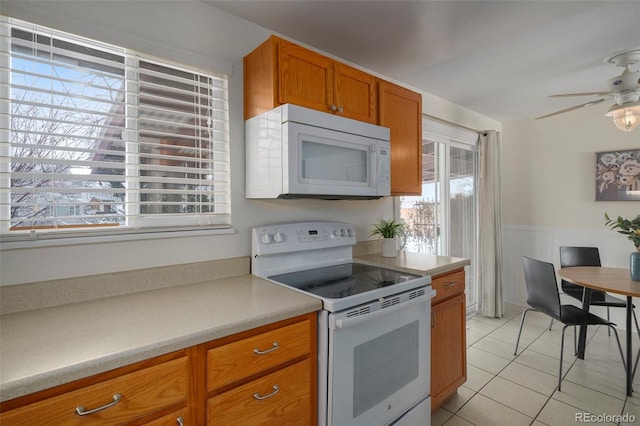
[{"xmin": 252, "ymin": 221, "xmax": 356, "ymax": 256}]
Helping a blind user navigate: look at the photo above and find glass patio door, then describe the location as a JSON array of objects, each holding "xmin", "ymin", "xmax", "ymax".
[{"xmin": 399, "ymin": 119, "xmax": 478, "ymax": 313}]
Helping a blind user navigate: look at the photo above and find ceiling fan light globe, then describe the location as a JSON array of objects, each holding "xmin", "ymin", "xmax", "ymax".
[{"xmin": 605, "ymin": 102, "xmax": 640, "ymax": 132}]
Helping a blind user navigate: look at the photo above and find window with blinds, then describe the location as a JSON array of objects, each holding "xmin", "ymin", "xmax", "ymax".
[{"xmin": 0, "ymin": 17, "xmax": 231, "ymax": 238}]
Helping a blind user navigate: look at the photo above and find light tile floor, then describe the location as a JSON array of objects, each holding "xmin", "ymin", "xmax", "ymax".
[{"xmin": 432, "ymin": 302, "xmax": 640, "ymax": 426}]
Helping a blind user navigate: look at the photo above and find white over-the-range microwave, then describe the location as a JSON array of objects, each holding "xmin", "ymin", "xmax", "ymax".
[{"xmin": 245, "ymin": 104, "xmax": 391, "ymax": 199}]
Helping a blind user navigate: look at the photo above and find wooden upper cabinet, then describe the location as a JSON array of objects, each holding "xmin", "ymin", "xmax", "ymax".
[
  {"xmin": 378, "ymin": 79, "xmax": 423, "ymax": 195},
  {"xmin": 244, "ymin": 35, "xmax": 422, "ymax": 194},
  {"xmin": 244, "ymin": 36, "xmax": 377, "ymax": 123}
]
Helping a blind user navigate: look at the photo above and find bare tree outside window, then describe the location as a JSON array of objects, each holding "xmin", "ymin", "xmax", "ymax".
[{"xmin": 9, "ymin": 29, "xmax": 126, "ymax": 229}]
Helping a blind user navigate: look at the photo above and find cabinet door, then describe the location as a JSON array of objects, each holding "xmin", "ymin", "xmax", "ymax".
[
  {"xmin": 334, "ymin": 63, "xmax": 377, "ymax": 123},
  {"xmin": 378, "ymin": 79, "xmax": 422, "ymax": 195},
  {"xmin": 431, "ymin": 293, "xmax": 467, "ymax": 412},
  {"xmin": 278, "ymin": 39, "xmax": 334, "ymax": 113}
]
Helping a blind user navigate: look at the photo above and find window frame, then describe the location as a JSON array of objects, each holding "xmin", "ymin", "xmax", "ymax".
[{"xmin": 0, "ymin": 17, "xmax": 232, "ymax": 243}]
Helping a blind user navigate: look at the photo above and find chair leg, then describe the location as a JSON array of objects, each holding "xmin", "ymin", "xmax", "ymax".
[
  {"xmin": 515, "ymin": 308, "xmax": 535, "ymax": 356},
  {"xmin": 630, "ymin": 310, "xmax": 640, "ymax": 383},
  {"xmin": 634, "ymin": 344, "xmax": 640, "ymax": 383},
  {"xmin": 559, "ymin": 325, "xmax": 570, "ymax": 392},
  {"xmin": 606, "ymin": 325, "xmax": 627, "ymax": 373},
  {"xmin": 607, "ymin": 307, "xmax": 611, "ymax": 336}
]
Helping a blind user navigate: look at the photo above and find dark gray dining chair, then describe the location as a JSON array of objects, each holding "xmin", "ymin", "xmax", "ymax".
[
  {"xmin": 559, "ymin": 246, "xmax": 640, "ymax": 337},
  {"xmin": 515, "ymin": 256, "xmax": 626, "ymax": 391}
]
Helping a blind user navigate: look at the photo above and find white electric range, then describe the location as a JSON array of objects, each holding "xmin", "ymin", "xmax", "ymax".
[{"xmin": 252, "ymin": 221, "xmax": 435, "ymax": 426}]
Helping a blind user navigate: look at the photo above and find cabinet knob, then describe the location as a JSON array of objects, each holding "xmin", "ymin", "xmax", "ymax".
[
  {"xmin": 329, "ymin": 104, "xmax": 337, "ymax": 112},
  {"xmin": 337, "ymin": 106, "xmax": 343, "ymax": 113}
]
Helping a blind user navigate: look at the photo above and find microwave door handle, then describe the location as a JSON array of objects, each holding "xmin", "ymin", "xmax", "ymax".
[{"xmin": 370, "ymin": 145, "xmax": 377, "ymax": 186}]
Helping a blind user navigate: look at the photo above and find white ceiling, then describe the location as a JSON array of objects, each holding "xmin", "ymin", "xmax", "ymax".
[{"xmin": 205, "ymin": 0, "xmax": 640, "ymax": 123}]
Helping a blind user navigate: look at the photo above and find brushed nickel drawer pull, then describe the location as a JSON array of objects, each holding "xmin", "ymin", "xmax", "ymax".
[
  {"xmin": 177, "ymin": 416, "xmax": 184, "ymax": 426},
  {"xmin": 254, "ymin": 385, "xmax": 279, "ymax": 400},
  {"xmin": 444, "ymin": 281, "xmax": 457, "ymax": 287},
  {"xmin": 254, "ymin": 342, "xmax": 279, "ymax": 355},
  {"xmin": 75, "ymin": 393, "xmax": 122, "ymax": 416}
]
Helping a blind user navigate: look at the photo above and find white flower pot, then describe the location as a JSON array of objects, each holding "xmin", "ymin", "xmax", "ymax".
[{"xmin": 381, "ymin": 238, "xmax": 397, "ymax": 257}]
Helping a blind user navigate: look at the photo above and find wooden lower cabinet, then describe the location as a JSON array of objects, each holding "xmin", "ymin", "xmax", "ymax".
[
  {"xmin": 204, "ymin": 313, "xmax": 316, "ymax": 425},
  {"xmin": 430, "ymin": 269, "xmax": 467, "ymax": 412},
  {"xmin": 0, "ymin": 313, "xmax": 317, "ymax": 426}
]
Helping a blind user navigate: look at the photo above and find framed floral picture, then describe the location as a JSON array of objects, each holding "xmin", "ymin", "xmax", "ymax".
[{"xmin": 596, "ymin": 149, "xmax": 640, "ymax": 201}]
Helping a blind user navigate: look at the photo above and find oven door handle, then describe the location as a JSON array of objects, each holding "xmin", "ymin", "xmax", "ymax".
[{"xmin": 332, "ymin": 289, "xmax": 436, "ymax": 330}]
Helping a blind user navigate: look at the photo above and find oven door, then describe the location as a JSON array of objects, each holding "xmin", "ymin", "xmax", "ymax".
[{"xmin": 327, "ymin": 288, "xmax": 434, "ymax": 426}]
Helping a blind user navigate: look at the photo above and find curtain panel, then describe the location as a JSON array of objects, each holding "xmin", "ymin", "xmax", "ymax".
[{"xmin": 477, "ymin": 130, "xmax": 503, "ymax": 317}]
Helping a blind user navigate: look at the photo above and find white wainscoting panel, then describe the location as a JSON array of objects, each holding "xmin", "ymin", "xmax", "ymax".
[{"xmin": 502, "ymin": 224, "xmax": 637, "ymax": 330}]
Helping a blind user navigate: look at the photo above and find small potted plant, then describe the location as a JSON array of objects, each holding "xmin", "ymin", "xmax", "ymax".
[
  {"xmin": 605, "ymin": 213, "xmax": 640, "ymax": 281},
  {"xmin": 370, "ymin": 217, "xmax": 404, "ymax": 257}
]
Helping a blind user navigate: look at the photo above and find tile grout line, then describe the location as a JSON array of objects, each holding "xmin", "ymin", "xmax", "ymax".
[{"xmin": 464, "ymin": 312, "xmax": 634, "ymax": 425}]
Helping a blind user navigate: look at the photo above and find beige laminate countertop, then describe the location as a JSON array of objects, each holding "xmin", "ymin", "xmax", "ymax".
[
  {"xmin": 356, "ymin": 251, "xmax": 470, "ymax": 276},
  {"xmin": 0, "ymin": 275, "xmax": 321, "ymax": 402}
]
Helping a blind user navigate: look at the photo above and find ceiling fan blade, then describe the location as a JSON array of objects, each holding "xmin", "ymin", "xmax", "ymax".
[
  {"xmin": 549, "ymin": 92, "xmax": 613, "ymax": 98},
  {"xmin": 535, "ymin": 98, "xmax": 607, "ymax": 120}
]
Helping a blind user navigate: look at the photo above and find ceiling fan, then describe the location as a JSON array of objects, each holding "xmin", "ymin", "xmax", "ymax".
[{"xmin": 536, "ymin": 49, "xmax": 640, "ymax": 132}]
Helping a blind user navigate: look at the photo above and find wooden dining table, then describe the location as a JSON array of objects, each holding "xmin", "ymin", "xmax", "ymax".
[{"xmin": 558, "ymin": 266, "xmax": 640, "ymax": 397}]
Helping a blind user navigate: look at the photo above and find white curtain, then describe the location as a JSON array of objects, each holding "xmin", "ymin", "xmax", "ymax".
[{"xmin": 476, "ymin": 130, "xmax": 503, "ymax": 317}]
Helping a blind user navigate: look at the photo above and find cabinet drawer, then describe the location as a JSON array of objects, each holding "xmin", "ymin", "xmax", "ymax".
[
  {"xmin": 206, "ymin": 358, "xmax": 312, "ymax": 426},
  {"xmin": 0, "ymin": 357, "xmax": 188, "ymax": 426},
  {"xmin": 207, "ymin": 319, "xmax": 311, "ymax": 391},
  {"xmin": 142, "ymin": 407, "xmax": 190, "ymax": 426},
  {"xmin": 431, "ymin": 269, "xmax": 465, "ymax": 305}
]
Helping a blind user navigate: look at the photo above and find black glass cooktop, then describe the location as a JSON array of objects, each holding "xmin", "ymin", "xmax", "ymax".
[{"xmin": 268, "ymin": 262, "xmax": 423, "ymax": 300}]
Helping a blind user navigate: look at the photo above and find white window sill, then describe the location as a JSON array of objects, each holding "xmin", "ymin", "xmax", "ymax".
[{"xmin": 0, "ymin": 227, "xmax": 237, "ymax": 250}]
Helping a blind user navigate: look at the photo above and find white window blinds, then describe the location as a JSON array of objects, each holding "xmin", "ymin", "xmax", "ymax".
[{"xmin": 0, "ymin": 17, "xmax": 231, "ymax": 237}]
